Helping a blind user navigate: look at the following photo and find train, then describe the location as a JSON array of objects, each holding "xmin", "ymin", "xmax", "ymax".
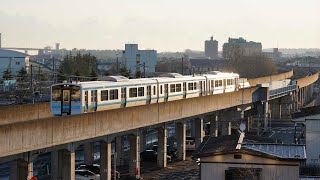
[{"xmin": 51, "ymin": 71, "xmax": 250, "ymax": 116}]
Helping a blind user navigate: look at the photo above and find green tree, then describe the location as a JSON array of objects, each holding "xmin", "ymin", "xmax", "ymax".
[
  {"xmin": 89, "ymin": 68, "xmax": 98, "ymax": 81},
  {"xmin": 119, "ymin": 66, "xmax": 130, "ymax": 77},
  {"xmin": 2, "ymin": 69, "xmax": 13, "ymax": 80},
  {"xmin": 57, "ymin": 66, "xmax": 67, "ymax": 82},
  {"xmin": 17, "ymin": 67, "xmax": 28, "ymax": 82},
  {"xmin": 135, "ymin": 70, "xmax": 142, "ymax": 78}
]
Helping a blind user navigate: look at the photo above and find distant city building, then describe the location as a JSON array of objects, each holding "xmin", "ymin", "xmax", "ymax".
[
  {"xmin": 189, "ymin": 58, "xmax": 226, "ymax": 73},
  {"xmin": 263, "ymin": 48, "xmax": 282, "ymax": 60},
  {"xmin": 223, "ymin": 37, "xmax": 262, "ymax": 58},
  {"xmin": 122, "ymin": 44, "xmax": 157, "ymax": 76},
  {"xmin": 0, "ymin": 49, "xmax": 29, "ymax": 79},
  {"xmin": 205, "ymin": 36, "xmax": 218, "ymax": 59}
]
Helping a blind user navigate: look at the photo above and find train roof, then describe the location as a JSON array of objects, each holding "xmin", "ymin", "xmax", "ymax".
[{"xmin": 52, "ymin": 72, "xmax": 240, "ymax": 89}]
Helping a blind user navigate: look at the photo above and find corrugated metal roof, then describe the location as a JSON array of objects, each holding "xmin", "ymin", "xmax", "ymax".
[{"xmin": 242, "ymin": 144, "xmax": 306, "ymax": 160}]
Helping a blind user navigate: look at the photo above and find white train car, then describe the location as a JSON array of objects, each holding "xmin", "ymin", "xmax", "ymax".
[
  {"xmin": 51, "ymin": 72, "xmax": 248, "ymax": 116},
  {"xmin": 204, "ymin": 71, "xmax": 240, "ymax": 94}
]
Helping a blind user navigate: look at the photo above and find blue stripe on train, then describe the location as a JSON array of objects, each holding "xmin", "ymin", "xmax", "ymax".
[{"xmin": 52, "ymin": 91, "xmax": 201, "ymax": 109}]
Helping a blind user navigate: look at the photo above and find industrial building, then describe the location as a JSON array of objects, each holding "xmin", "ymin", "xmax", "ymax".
[
  {"xmin": 0, "ymin": 49, "xmax": 29, "ymax": 79},
  {"xmin": 205, "ymin": 36, "xmax": 218, "ymax": 59},
  {"xmin": 122, "ymin": 44, "xmax": 157, "ymax": 77},
  {"xmin": 222, "ymin": 37, "xmax": 262, "ymax": 58}
]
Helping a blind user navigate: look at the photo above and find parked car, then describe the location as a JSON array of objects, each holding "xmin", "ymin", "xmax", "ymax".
[
  {"xmin": 75, "ymin": 169, "xmax": 100, "ymax": 180},
  {"xmin": 76, "ymin": 164, "xmax": 120, "ymax": 179},
  {"xmin": 140, "ymin": 149, "xmax": 172, "ymax": 162}
]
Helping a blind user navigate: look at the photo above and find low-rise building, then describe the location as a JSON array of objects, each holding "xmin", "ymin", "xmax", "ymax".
[
  {"xmin": 193, "ymin": 133, "xmax": 306, "ymax": 180},
  {"xmin": 0, "ymin": 49, "xmax": 29, "ymax": 79},
  {"xmin": 122, "ymin": 44, "xmax": 157, "ymax": 77}
]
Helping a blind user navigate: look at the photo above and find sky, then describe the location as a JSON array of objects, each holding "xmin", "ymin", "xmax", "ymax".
[{"xmin": 0, "ymin": 0, "xmax": 319, "ymax": 52}]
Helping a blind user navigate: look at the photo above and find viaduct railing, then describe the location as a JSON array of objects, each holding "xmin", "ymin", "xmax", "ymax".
[
  {"xmin": 247, "ymin": 70, "xmax": 293, "ymax": 87},
  {"xmin": 296, "ymin": 72, "xmax": 319, "ymax": 88}
]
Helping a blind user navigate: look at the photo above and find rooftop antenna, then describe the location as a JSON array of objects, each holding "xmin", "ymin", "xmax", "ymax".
[{"xmin": 236, "ymin": 123, "xmax": 246, "ymax": 150}]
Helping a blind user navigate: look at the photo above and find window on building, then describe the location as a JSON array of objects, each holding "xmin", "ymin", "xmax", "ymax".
[
  {"xmin": 129, "ymin": 88, "xmax": 137, "ymax": 98},
  {"xmin": 176, "ymin": 84, "xmax": 181, "ymax": 92},
  {"xmin": 101, "ymin": 90, "xmax": 108, "ymax": 101},
  {"xmin": 170, "ymin": 84, "xmax": 176, "ymax": 93},
  {"xmin": 109, "ymin": 89, "xmax": 118, "ymax": 100},
  {"xmin": 138, "ymin": 87, "xmax": 144, "ymax": 97},
  {"xmin": 15, "ymin": 62, "xmax": 20, "ymax": 65}
]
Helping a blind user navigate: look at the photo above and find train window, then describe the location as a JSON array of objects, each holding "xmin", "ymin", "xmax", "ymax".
[
  {"xmin": 110, "ymin": 89, "xmax": 118, "ymax": 100},
  {"xmin": 153, "ymin": 86, "xmax": 156, "ymax": 95},
  {"xmin": 211, "ymin": 80, "xmax": 214, "ymax": 88},
  {"xmin": 91, "ymin": 90, "xmax": 97, "ymax": 102},
  {"xmin": 194, "ymin": 82, "xmax": 197, "ymax": 90},
  {"xmin": 170, "ymin": 84, "xmax": 176, "ymax": 93},
  {"xmin": 101, "ymin": 90, "xmax": 108, "ymax": 101},
  {"xmin": 160, "ymin": 85, "xmax": 163, "ymax": 94},
  {"xmin": 219, "ymin": 80, "xmax": 223, "ymax": 86},
  {"xmin": 52, "ymin": 86, "xmax": 61, "ymax": 101},
  {"xmin": 176, "ymin": 84, "xmax": 181, "ymax": 92},
  {"xmin": 129, "ymin": 88, "xmax": 138, "ymax": 98},
  {"xmin": 227, "ymin": 79, "xmax": 230, "ymax": 86},
  {"xmin": 138, "ymin": 87, "xmax": 144, "ymax": 97},
  {"xmin": 147, "ymin": 86, "xmax": 151, "ymax": 96},
  {"xmin": 215, "ymin": 80, "xmax": 219, "ymax": 87},
  {"xmin": 71, "ymin": 86, "xmax": 80, "ymax": 101},
  {"xmin": 188, "ymin": 82, "xmax": 194, "ymax": 90}
]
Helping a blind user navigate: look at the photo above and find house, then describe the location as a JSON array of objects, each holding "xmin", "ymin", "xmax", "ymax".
[{"xmin": 193, "ymin": 133, "xmax": 306, "ymax": 180}]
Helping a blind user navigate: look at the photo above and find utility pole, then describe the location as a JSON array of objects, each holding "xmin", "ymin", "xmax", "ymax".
[
  {"xmin": 181, "ymin": 57, "xmax": 184, "ymax": 75},
  {"xmin": 143, "ymin": 62, "xmax": 146, "ymax": 78},
  {"xmin": 30, "ymin": 65, "xmax": 34, "ymax": 104},
  {"xmin": 117, "ymin": 56, "xmax": 119, "ymax": 75}
]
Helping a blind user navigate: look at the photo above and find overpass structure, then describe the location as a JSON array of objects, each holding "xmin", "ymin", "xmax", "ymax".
[{"xmin": 0, "ymin": 70, "xmax": 318, "ymax": 180}]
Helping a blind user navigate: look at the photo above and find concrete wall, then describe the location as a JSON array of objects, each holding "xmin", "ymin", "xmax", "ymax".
[
  {"xmin": 201, "ymin": 154, "xmax": 300, "ymax": 180},
  {"xmin": 0, "ymin": 87, "xmax": 261, "ymax": 158},
  {"xmin": 305, "ymin": 116, "xmax": 320, "ymax": 165},
  {"xmin": 248, "ymin": 70, "xmax": 293, "ymax": 87},
  {"xmin": 0, "ymin": 102, "xmax": 52, "ymax": 125}
]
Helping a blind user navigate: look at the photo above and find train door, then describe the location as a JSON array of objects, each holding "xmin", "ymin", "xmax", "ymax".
[
  {"xmin": 164, "ymin": 84, "xmax": 168, "ymax": 101},
  {"xmin": 121, "ymin": 87, "xmax": 126, "ymax": 108},
  {"xmin": 84, "ymin": 91, "xmax": 88, "ymax": 112},
  {"xmin": 91, "ymin": 90, "xmax": 97, "ymax": 112},
  {"xmin": 62, "ymin": 89, "xmax": 71, "ymax": 115},
  {"xmin": 183, "ymin": 82, "xmax": 187, "ymax": 98},
  {"xmin": 199, "ymin": 81, "xmax": 203, "ymax": 96},
  {"xmin": 147, "ymin": 85, "xmax": 151, "ymax": 104}
]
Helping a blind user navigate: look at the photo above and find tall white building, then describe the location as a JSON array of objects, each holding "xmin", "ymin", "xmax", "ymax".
[
  {"xmin": 122, "ymin": 44, "xmax": 157, "ymax": 77},
  {"xmin": 0, "ymin": 49, "xmax": 29, "ymax": 79}
]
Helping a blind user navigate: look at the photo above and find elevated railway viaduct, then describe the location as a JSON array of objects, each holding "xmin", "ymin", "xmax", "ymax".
[{"xmin": 0, "ymin": 70, "xmax": 318, "ymax": 180}]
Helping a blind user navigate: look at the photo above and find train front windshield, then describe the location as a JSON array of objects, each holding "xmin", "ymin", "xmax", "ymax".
[{"xmin": 51, "ymin": 84, "xmax": 81, "ymax": 116}]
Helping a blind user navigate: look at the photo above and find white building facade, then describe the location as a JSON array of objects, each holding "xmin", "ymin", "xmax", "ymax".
[
  {"xmin": 0, "ymin": 49, "xmax": 29, "ymax": 79},
  {"xmin": 122, "ymin": 44, "xmax": 157, "ymax": 77}
]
